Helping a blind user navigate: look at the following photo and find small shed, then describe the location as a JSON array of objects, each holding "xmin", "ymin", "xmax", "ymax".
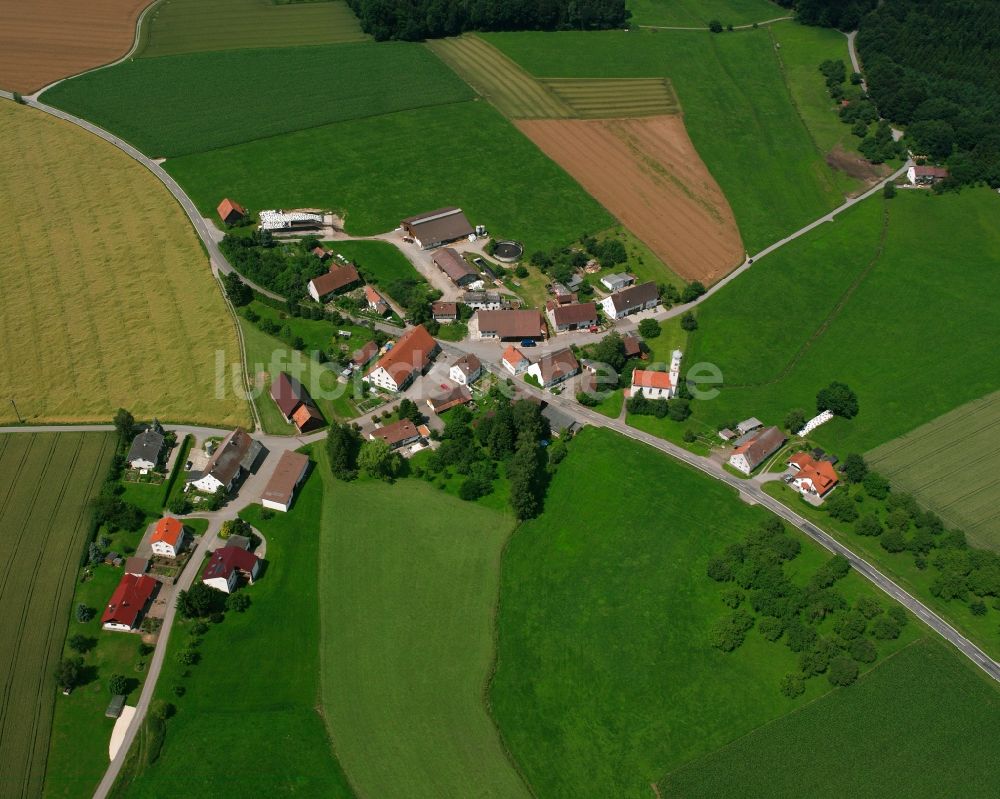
[{"xmin": 105, "ymin": 695, "xmax": 126, "ymax": 719}]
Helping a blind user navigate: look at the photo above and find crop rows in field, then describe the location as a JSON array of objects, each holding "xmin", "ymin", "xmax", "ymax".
[
  {"xmin": 867, "ymin": 391, "xmax": 1000, "ymax": 548},
  {"xmin": 542, "ymin": 77, "xmax": 679, "ymax": 118},
  {"xmin": 0, "ymin": 432, "xmax": 115, "ymax": 799}
]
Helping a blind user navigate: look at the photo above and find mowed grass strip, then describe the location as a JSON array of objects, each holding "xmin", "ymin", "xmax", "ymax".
[
  {"xmin": 660, "ymin": 639, "xmax": 1000, "ymax": 798},
  {"xmin": 867, "ymin": 391, "xmax": 1000, "ymax": 550},
  {"xmin": 164, "ymin": 101, "xmax": 614, "ymax": 253},
  {"xmin": 317, "ymin": 451, "xmax": 531, "ymax": 799},
  {"xmin": 42, "ymin": 42, "xmax": 473, "ymax": 156},
  {"xmin": 542, "ymin": 77, "xmax": 680, "ymax": 117},
  {"xmin": 139, "ymin": 0, "xmax": 366, "ymax": 57},
  {"xmin": 0, "ymin": 432, "xmax": 115, "ymax": 799},
  {"xmin": 0, "ymin": 103, "xmax": 248, "ymax": 427},
  {"xmin": 427, "ymin": 35, "xmax": 572, "ymax": 118},
  {"xmin": 109, "ymin": 463, "xmax": 356, "ymax": 798},
  {"xmin": 490, "ymin": 427, "xmax": 917, "ymax": 798}
]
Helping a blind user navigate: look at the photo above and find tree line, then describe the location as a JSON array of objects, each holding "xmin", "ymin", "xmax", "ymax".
[{"xmin": 346, "ymin": 0, "xmax": 629, "ymax": 41}]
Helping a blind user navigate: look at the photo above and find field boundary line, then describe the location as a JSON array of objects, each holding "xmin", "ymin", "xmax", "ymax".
[{"xmin": 638, "ymin": 15, "xmax": 794, "ymax": 31}]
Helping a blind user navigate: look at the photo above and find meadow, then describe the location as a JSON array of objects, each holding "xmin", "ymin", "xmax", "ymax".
[
  {"xmin": 165, "ymin": 101, "xmax": 614, "ymax": 253},
  {"xmin": 317, "ymin": 452, "xmax": 531, "ymax": 798},
  {"xmin": 490, "ymin": 427, "xmax": 916, "ymax": 798},
  {"xmin": 326, "ymin": 239, "xmax": 425, "ymax": 293},
  {"xmin": 660, "ymin": 639, "xmax": 1000, "ymax": 798},
  {"xmin": 482, "ymin": 27, "xmax": 845, "ymax": 253},
  {"xmin": 42, "ymin": 42, "xmax": 473, "ymax": 156},
  {"xmin": 0, "ymin": 432, "xmax": 115, "ymax": 799},
  {"xmin": 109, "ymin": 461, "xmax": 357, "ymax": 798},
  {"xmin": 0, "ymin": 103, "xmax": 249, "ymax": 428},
  {"xmin": 627, "ymin": 0, "xmax": 785, "ymax": 27},
  {"xmin": 867, "ymin": 391, "xmax": 1000, "ymax": 550},
  {"xmin": 684, "ymin": 189, "xmax": 1000, "ymax": 454},
  {"xmin": 138, "ymin": 0, "xmax": 366, "ymax": 57}
]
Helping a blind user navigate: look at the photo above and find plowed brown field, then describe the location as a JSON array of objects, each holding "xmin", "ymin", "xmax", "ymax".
[
  {"xmin": 0, "ymin": 0, "xmax": 149, "ymax": 93},
  {"xmin": 516, "ymin": 116, "xmax": 744, "ymax": 283}
]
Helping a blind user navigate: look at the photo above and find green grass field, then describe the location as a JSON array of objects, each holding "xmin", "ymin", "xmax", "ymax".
[
  {"xmin": 0, "ymin": 433, "xmax": 114, "ymax": 799},
  {"xmin": 627, "ymin": 0, "xmax": 785, "ymax": 27},
  {"xmin": 490, "ymin": 427, "xmax": 916, "ymax": 798},
  {"xmin": 482, "ymin": 28, "xmax": 844, "ymax": 252},
  {"xmin": 326, "ymin": 239, "xmax": 424, "ymax": 292},
  {"xmin": 542, "ymin": 77, "xmax": 679, "ymax": 118},
  {"xmin": 0, "ymin": 103, "xmax": 248, "ymax": 428},
  {"xmin": 316, "ymin": 451, "xmax": 531, "ymax": 799},
  {"xmin": 109, "ymin": 461, "xmax": 357, "ymax": 798},
  {"xmin": 165, "ymin": 101, "xmax": 614, "ymax": 252},
  {"xmin": 138, "ymin": 0, "xmax": 366, "ymax": 57},
  {"xmin": 660, "ymin": 639, "xmax": 1000, "ymax": 798},
  {"xmin": 42, "ymin": 42, "xmax": 472, "ymax": 157},
  {"xmin": 867, "ymin": 391, "xmax": 1000, "ymax": 551},
  {"xmin": 684, "ymin": 189, "xmax": 1000, "ymax": 453}
]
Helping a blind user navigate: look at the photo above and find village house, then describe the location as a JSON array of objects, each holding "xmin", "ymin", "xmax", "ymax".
[
  {"xmin": 432, "ymin": 301, "xmax": 459, "ymax": 323},
  {"xmin": 622, "ymin": 334, "xmax": 643, "ymax": 359},
  {"xmin": 540, "ymin": 403, "xmax": 581, "ymax": 437},
  {"xmin": 261, "ymin": 450, "xmax": 310, "ymax": 513},
  {"xmin": 401, "ymin": 207, "xmax": 474, "ymax": 249},
  {"xmin": 600, "ymin": 273, "xmax": 635, "ymax": 292},
  {"xmin": 187, "ymin": 428, "xmax": 263, "ymax": 494},
  {"xmin": 475, "ymin": 309, "xmax": 546, "ymax": 341},
  {"xmin": 462, "ymin": 291, "xmax": 506, "ymax": 311},
  {"xmin": 427, "ymin": 384, "xmax": 473, "ymax": 415},
  {"xmin": 728, "ymin": 426, "xmax": 786, "ymax": 475},
  {"xmin": 202, "ymin": 543, "xmax": 261, "ymax": 594},
  {"xmin": 502, "ymin": 346, "xmax": 531, "ymax": 375},
  {"xmin": 270, "ymin": 372, "xmax": 325, "ymax": 433},
  {"xmin": 150, "ymin": 517, "xmax": 186, "ymax": 558},
  {"xmin": 449, "ymin": 353, "xmax": 482, "ymax": 385},
  {"xmin": 600, "ymin": 281, "xmax": 659, "ymax": 319},
  {"xmin": 310, "ymin": 245, "xmax": 332, "ymax": 261},
  {"xmin": 433, "ymin": 247, "xmax": 480, "ymax": 287},
  {"xmin": 365, "ymin": 285, "xmax": 391, "ymax": 316},
  {"xmin": 307, "ymin": 263, "xmax": 361, "ymax": 302},
  {"xmin": 527, "ymin": 348, "xmax": 580, "ymax": 389},
  {"xmin": 364, "ymin": 324, "xmax": 440, "ymax": 392},
  {"xmin": 126, "ymin": 422, "xmax": 164, "ymax": 470},
  {"xmin": 547, "ymin": 301, "xmax": 598, "ymax": 333},
  {"xmin": 217, "ymin": 198, "xmax": 246, "ymax": 226},
  {"xmin": 788, "ymin": 452, "xmax": 840, "ymax": 499},
  {"xmin": 350, "ymin": 340, "xmax": 379, "ymax": 371},
  {"xmin": 101, "ymin": 573, "xmax": 158, "ymax": 632},
  {"xmin": 630, "ymin": 369, "xmax": 675, "ymax": 400},
  {"xmin": 369, "ymin": 418, "xmax": 423, "ymax": 449},
  {"xmin": 907, "ymin": 165, "xmax": 950, "ymax": 185}
]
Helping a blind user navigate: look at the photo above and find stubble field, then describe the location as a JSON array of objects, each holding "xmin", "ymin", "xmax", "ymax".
[
  {"xmin": 0, "ymin": 102, "xmax": 249, "ymax": 427},
  {"xmin": 0, "ymin": 432, "xmax": 116, "ymax": 799},
  {"xmin": 0, "ymin": 0, "xmax": 148, "ymax": 93}
]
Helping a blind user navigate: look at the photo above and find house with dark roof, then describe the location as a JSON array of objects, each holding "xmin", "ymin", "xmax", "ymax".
[
  {"xmin": 369, "ymin": 418, "xmax": 422, "ymax": 449},
  {"xmin": 364, "ymin": 325, "xmax": 439, "ymax": 392},
  {"xmin": 270, "ymin": 372, "xmax": 325, "ymax": 433},
  {"xmin": 449, "ymin": 353, "xmax": 482, "ymax": 385},
  {"xmin": 540, "ymin": 403, "xmax": 580, "ymax": 437},
  {"xmin": 402, "ymin": 208, "xmax": 474, "ymax": 249},
  {"xmin": 307, "ymin": 264, "xmax": 361, "ymax": 302},
  {"xmin": 475, "ymin": 309, "xmax": 546, "ymax": 341},
  {"xmin": 599, "ymin": 281, "xmax": 659, "ymax": 319},
  {"xmin": 127, "ymin": 423, "xmax": 165, "ymax": 470},
  {"xmin": 217, "ymin": 198, "xmax": 246, "ymax": 226},
  {"xmin": 102, "ymin": 573, "xmax": 159, "ymax": 631},
  {"xmin": 427, "ymin": 385, "xmax": 472, "ymax": 415},
  {"xmin": 261, "ymin": 450, "xmax": 310, "ymax": 513},
  {"xmin": 622, "ymin": 334, "xmax": 643, "ymax": 359},
  {"xmin": 188, "ymin": 428, "xmax": 263, "ymax": 494},
  {"xmin": 547, "ymin": 301, "xmax": 598, "ymax": 332},
  {"xmin": 527, "ymin": 348, "xmax": 580, "ymax": 389},
  {"xmin": 432, "ymin": 301, "xmax": 459, "ymax": 322},
  {"xmin": 600, "ymin": 272, "xmax": 635, "ymax": 292},
  {"xmin": 728, "ymin": 426, "xmax": 786, "ymax": 475},
  {"xmin": 433, "ymin": 248, "xmax": 479, "ymax": 286},
  {"xmin": 202, "ymin": 544, "xmax": 261, "ymax": 594},
  {"xmin": 907, "ymin": 165, "xmax": 950, "ymax": 185}
]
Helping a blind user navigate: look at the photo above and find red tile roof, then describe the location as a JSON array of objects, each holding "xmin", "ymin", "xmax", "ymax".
[
  {"xmin": 102, "ymin": 573, "xmax": 157, "ymax": 628},
  {"xmin": 631, "ymin": 369, "xmax": 673, "ymax": 390},
  {"xmin": 914, "ymin": 165, "xmax": 950, "ymax": 179},
  {"xmin": 432, "ymin": 301, "xmax": 458, "ymax": 317},
  {"xmin": 367, "ymin": 325, "xmax": 438, "ymax": 387},
  {"xmin": 789, "ymin": 452, "xmax": 840, "ymax": 495},
  {"xmin": 217, "ymin": 198, "xmax": 245, "ymax": 222},
  {"xmin": 551, "ymin": 302, "xmax": 598, "ymax": 327},
  {"xmin": 291, "ymin": 403, "xmax": 325, "ymax": 432},
  {"xmin": 477, "ymin": 309, "xmax": 545, "ymax": 339},
  {"xmin": 428, "ymin": 385, "xmax": 472, "ymax": 414},
  {"xmin": 310, "ymin": 264, "xmax": 360, "ymax": 298},
  {"xmin": 502, "ymin": 346, "xmax": 528, "ymax": 368},
  {"xmin": 371, "ymin": 418, "xmax": 421, "ymax": 446},
  {"xmin": 152, "ymin": 517, "xmax": 183, "ymax": 547},
  {"xmin": 351, "ymin": 340, "xmax": 379, "ymax": 366}
]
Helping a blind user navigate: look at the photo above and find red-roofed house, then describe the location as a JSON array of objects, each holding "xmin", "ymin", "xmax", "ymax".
[
  {"xmin": 907, "ymin": 165, "xmax": 950, "ymax": 185},
  {"xmin": 365, "ymin": 285, "xmax": 390, "ymax": 316},
  {"xmin": 151, "ymin": 517, "xmax": 187, "ymax": 559},
  {"xmin": 501, "ymin": 346, "xmax": 530, "ymax": 375},
  {"xmin": 364, "ymin": 325, "xmax": 439, "ymax": 392},
  {"xmin": 307, "ymin": 264, "xmax": 361, "ymax": 301},
  {"xmin": 217, "ymin": 198, "xmax": 246, "ymax": 226},
  {"xmin": 369, "ymin": 418, "xmax": 422, "ymax": 449},
  {"xmin": 102, "ymin": 574, "xmax": 158, "ymax": 631},
  {"xmin": 202, "ymin": 545, "xmax": 261, "ymax": 593},
  {"xmin": 630, "ymin": 369, "xmax": 675, "ymax": 400},
  {"xmin": 788, "ymin": 452, "xmax": 840, "ymax": 499}
]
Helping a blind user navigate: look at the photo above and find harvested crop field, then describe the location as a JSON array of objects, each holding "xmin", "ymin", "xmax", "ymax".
[
  {"xmin": 867, "ymin": 391, "xmax": 1000, "ymax": 551},
  {"xmin": 0, "ymin": 0, "xmax": 149, "ymax": 93},
  {"xmin": 542, "ymin": 77, "xmax": 679, "ymax": 118},
  {"xmin": 0, "ymin": 432, "xmax": 116, "ymax": 799},
  {"xmin": 0, "ymin": 102, "xmax": 249, "ymax": 426},
  {"xmin": 517, "ymin": 115, "xmax": 743, "ymax": 282}
]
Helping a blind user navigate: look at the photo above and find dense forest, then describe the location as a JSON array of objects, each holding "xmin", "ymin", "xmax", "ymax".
[
  {"xmin": 345, "ymin": 0, "xmax": 628, "ymax": 40},
  {"xmin": 857, "ymin": 0, "xmax": 1000, "ymax": 186},
  {"xmin": 774, "ymin": 0, "xmax": 877, "ymax": 30}
]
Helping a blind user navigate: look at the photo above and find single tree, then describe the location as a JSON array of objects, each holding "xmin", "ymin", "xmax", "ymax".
[
  {"xmin": 326, "ymin": 422, "xmax": 362, "ymax": 480},
  {"xmin": 67, "ymin": 634, "xmax": 91, "ymax": 653},
  {"xmin": 780, "ymin": 672, "xmax": 805, "ymax": 698},
  {"xmin": 816, "ymin": 382, "xmax": 859, "ymax": 419},
  {"xmin": 176, "ymin": 583, "xmax": 215, "ymax": 619},
  {"xmin": 226, "ymin": 592, "xmax": 251, "ymax": 613},
  {"xmin": 862, "ymin": 471, "xmax": 891, "ymax": 500},
  {"xmin": 883, "ymin": 181, "xmax": 897, "ymax": 199},
  {"xmin": 75, "ymin": 604, "xmax": 94, "ymax": 623},
  {"xmin": 827, "ymin": 657, "xmax": 859, "ymax": 686},
  {"xmin": 708, "ymin": 19, "xmax": 723, "ymax": 32},
  {"xmin": 638, "ymin": 318, "xmax": 661, "ymax": 339},
  {"xmin": 843, "ymin": 453, "xmax": 869, "ymax": 483},
  {"xmin": 113, "ymin": 408, "xmax": 135, "ymax": 442},
  {"xmin": 55, "ymin": 657, "xmax": 83, "ymax": 691},
  {"xmin": 680, "ymin": 311, "xmax": 698, "ymax": 331},
  {"xmin": 784, "ymin": 408, "xmax": 807, "ymax": 433},
  {"xmin": 109, "ymin": 674, "xmax": 128, "ymax": 696},
  {"xmin": 358, "ymin": 439, "xmax": 401, "ymax": 481}
]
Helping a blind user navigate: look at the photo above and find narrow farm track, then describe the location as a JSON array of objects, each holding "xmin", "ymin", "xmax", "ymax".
[{"xmin": 638, "ymin": 15, "xmax": 794, "ymax": 31}]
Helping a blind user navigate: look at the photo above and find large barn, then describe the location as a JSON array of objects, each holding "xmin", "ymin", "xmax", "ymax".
[{"xmin": 401, "ymin": 207, "xmax": 474, "ymax": 249}]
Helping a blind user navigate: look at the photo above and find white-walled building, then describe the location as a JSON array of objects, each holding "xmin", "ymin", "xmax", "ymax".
[{"xmin": 150, "ymin": 517, "xmax": 186, "ymax": 558}]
